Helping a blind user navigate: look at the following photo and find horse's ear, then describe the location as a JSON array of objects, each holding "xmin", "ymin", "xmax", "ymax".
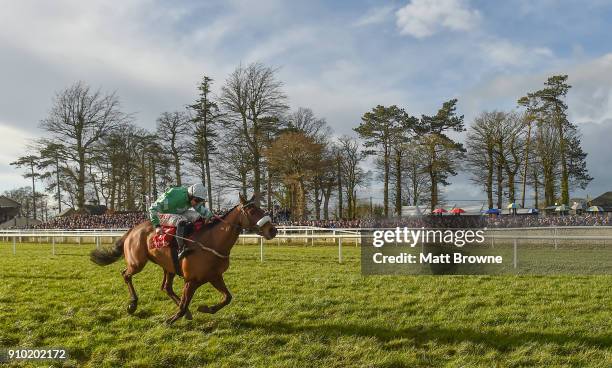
[
  {"xmin": 249, "ymin": 193, "xmax": 257, "ymax": 204},
  {"xmin": 239, "ymin": 193, "xmax": 246, "ymax": 204}
]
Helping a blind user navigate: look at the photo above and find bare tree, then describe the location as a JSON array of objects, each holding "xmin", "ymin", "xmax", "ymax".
[
  {"xmin": 10, "ymin": 154, "xmax": 42, "ymax": 219},
  {"xmin": 285, "ymin": 107, "xmax": 331, "ymax": 143},
  {"xmin": 337, "ymin": 136, "xmax": 367, "ymax": 219},
  {"xmin": 156, "ymin": 111, "xmax": 190, "ymax": 186},
  {"xmin": 39, "ymin": 81, "xmax": 129, "ymax": 209},
  {"xmin": 219, "ymin": 62, "xmax": 288, "ymax": 205},
  {"xmin": 188, "ymin": 75, "xmax": 220, "ymax": 207}
]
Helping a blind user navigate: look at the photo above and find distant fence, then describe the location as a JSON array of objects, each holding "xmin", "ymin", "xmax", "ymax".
[{"xmin": 1, "ymin": 226, "xmax": 611, "ymax": 264}]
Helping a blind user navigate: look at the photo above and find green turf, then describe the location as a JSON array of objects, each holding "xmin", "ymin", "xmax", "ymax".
[{"xmin": 0, "ymin": 242, "xmax": 610, "ymax": 367}]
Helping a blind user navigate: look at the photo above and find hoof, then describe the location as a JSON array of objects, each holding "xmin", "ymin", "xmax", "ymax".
[
  {"xmin": 127, "ymin": 301, "xmax": 137, "ymax": 314},
  {"xmin": 198, "ymin": 305, "xmax": 213, "ymax": 314},
  {"xmin": 185, "ymin": 309, "xmax": 193, "ymax": 320}
]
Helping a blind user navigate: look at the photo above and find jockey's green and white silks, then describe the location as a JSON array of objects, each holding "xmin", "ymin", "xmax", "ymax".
[{"xmin": 149, "ymin": 186, "xmax": 213, "ymax": 227}]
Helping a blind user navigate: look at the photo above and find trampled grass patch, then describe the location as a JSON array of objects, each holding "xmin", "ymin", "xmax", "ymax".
[{"xmin": 0, "ymin": 242, "xmax": 610, "ymax": 367}]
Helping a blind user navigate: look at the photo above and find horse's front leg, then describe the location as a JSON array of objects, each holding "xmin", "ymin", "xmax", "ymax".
[
  {"xmin": 162, "ymin": 271, "xmax": 192, "ymax": 320},
  {"xmin": 166, "ymin": 281, "xmax": 200, "ymax": 325},
  {"xmin": 198, "ymin": 276, "xmax": 232, "ymax": 314}
]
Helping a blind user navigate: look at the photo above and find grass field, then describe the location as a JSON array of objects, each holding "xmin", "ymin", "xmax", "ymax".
[{"xmin": 0, "ymin": 242, "xmax": 611, "ymax": 367}]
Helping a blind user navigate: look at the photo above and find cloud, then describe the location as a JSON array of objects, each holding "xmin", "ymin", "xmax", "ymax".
[
  {"xmin": 353, "ymin": 5, "xmax": 395, "ymax": 27},
  {"xmin": 575, "ymin": 119, "xmax": 612, "ymax": 197},
  {"xmin": 395, "ymin": 0, "xmax": 481, "ymax": 38},
  {"xmin": 461, "ymin": 52, "xmax": 612, "ymax": 122},
  {"xmin": 458, "ymin": 52, "xmax": 612, "ymax": 199},
  {"xmin": 0, "ymin": 124, "xmax": 35, "ymax": 191},
  {"xmin": 480, "ymin": 39, "xmax": 554, "ymax": 68},
  {"xmin": 244, "ymin": 26, "xmax": 317, "ymax": 63}
]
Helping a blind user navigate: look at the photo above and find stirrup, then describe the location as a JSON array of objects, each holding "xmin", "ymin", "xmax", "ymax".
[{"xmin": 178, "ymin": 247, "xmax": 193, "ymax": 259}]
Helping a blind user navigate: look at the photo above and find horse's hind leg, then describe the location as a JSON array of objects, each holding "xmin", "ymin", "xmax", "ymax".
[
  {"xmin": 122, "ymin": 268, "xmax": 140, "ymax": 314},
  {"xmin": 161, "ymin": 270, "xmax": 192, "ymax": 320},
  {"xmin": 122, "ymin": 258, "xmax": 146, "ymax": 315}
]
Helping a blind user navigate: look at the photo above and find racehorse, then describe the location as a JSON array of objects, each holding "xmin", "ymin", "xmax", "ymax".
[{"xmin": 90, "ymin": 194, "xmax": 277, "ymax": 324}]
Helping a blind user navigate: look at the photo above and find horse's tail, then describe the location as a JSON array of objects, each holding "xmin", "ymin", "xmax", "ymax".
[{"xmin": 90, "ymin": 231, "xmax": 128, "ymax": 266}]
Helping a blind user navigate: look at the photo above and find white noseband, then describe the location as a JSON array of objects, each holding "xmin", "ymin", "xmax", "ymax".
[{"xmin": 256, "ymin": 215, "xmax": 271, "ymax": 227}]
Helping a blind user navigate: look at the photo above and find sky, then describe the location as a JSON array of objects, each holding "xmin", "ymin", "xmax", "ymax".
[{"xmin": 1, "ymin": 0, "xmax": 611, "ymax": 207}]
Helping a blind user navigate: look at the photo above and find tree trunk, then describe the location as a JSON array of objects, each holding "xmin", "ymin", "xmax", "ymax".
[
  {"xmin": 110, "ymin": 164, "xmax": 116, "ymax": 211},
  {"xmin": 496, "ymin": 162, "xmax": 503, "ymax": 209},
  {"xmin": 337, "ymin": 158, "xmax": 343, "ymax": 219},
  {"xmin": 383, "ymin": 151, "xmax": 389, "ymax": 217},
  {"xmin": 521, "ymin": 123, "xmax": 532, "ymax": 208},
  {"xmin": 204, "ymin": 145, "xmax": 213, "ymax": 207},
  {"xmin": 56, "ymin": 155, "xmax": 62, "ymax": 213},
  {"xmin": 429, "ymin": 142, "xmax": 437, "ymax": 211},
  {"xmin": 429, "ymin": 171, "xmax": 436, "ymax": 211},
  {"xmin": 533, "ymin": 169, "xmax": 539, "ymax": 208},
  {"xmin": 298, "ymin": 179, "xmax": 306, "ymax": 219},
  {"xmin": 253, "ymin": 153, "xmax": 261, "ymax": 205},
  {"xmin": 30, "ymin": 163, "xmax": 36, "ymax": 219},
  {"xmin": 173, "ymin": 149, "xmax": 181, "ymax": 186},
  {"xmin": 151, "ymin": 158, "xmax": 158, "ymax": 199},
  {"xmin": 394, "ymin": 149, "xmax": 402, "ymax": 217},
  {"xmin": 507, "ymin": 171, "xmax": 515, "ymax": 204},
  {"xmin": 125, "ymin": 164, "xmax": 133, "ymax": 210},
  {"xmin": 487, "ymin": 148, "xmax": 494, "ymax": 209},
  {"xmin": 323, "ymin": 181, "xmax": 332, "ymax": 220},
  {"xmin": 559, "ymin": 122, "xmax": 569, "ymax": 204},
  {"xmin": 267, "ymin": 169, "xmax": 272, "ymax": 212},
  {"xmin": 314, "ymin": 179, "xmax": 321, "ymax": 220},
  {"xmin": 241, "ymin": 173, "xmax": 247, "ymax": 198}
]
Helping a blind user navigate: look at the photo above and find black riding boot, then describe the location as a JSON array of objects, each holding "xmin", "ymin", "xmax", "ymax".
[{"xmin": 176, "ymin": 221, "xmax": 193, "ymax": 259}]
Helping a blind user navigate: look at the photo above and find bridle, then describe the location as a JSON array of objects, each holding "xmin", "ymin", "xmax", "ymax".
[
  {"xmin": 178, "ymin": 201, "xmax": 273, "ymax": 260},
  {"xmin": 237, "ymin": 201, "xmax": 272, "ymax": 235},
  {"xmin": 214, "ymin": 201, "xmax": 272, "ymax": 235}
]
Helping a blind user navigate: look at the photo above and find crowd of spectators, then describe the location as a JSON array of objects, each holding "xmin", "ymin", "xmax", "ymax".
[
  {"xmin": 485, "ymin": 213, "xmax": 610, "ymax": 228},
  {"xmin": 30, "ymin": 212, "xmax": 148, "ymax": 229},
  {"xmin": 10, "ymin": 210, "xmax": 611, "ymax": 230},
  {"xmin": 245, "ymin": 213, "xmax": 611, "ymax": 228},
  {"xmin": 277, "ymin": 214, "xmax": 611, "ymax": 228}
]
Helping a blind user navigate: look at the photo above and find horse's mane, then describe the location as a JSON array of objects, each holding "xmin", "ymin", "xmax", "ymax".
[{"xmin": 199, "ymin": 204, "xmax": 239, "ymax": 230}]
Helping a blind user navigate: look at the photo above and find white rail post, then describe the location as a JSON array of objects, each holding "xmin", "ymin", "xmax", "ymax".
[
  {"xmin": 553, "ymin": 227, "xmax": 558, "ymax": 250},
  {"xmin": 12, "ymin": 236, "xmax": 16, "ymax": 255},
  {"xmin": 338, "ymin": 237, "xmax": 343, "ymax": 263},
  {"xmin": 513, "ymin": 239, "xmax": 517, "ymax": 269},
  {"xmin": 259, "ymin": 236, "xmax": 264, "ymax": 262},
  {"xmin": 52, "ymin": 237, "xmax": 55, "ymax": 256}
]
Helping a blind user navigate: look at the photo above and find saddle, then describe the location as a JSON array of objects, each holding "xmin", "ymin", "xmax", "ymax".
[
  {"xmin": 149, "ymin": 220, "xmax": 206, "ymax": 278},
  {"xmin": 150, "ymin": 220, "xmax": 206, "ymax": 249}
]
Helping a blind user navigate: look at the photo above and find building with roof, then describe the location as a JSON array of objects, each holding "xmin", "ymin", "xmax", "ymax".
[
  {"xmin": 0, "ymin": 195, "xmax": 20, "ymax": 223},
  {"xmin": 590, "ymin": 191, "xmax": 612, "ymax": 211}
]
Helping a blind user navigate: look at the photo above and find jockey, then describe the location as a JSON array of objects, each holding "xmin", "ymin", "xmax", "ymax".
[{"xmin": 149, "ymin": 183, "xmax": 213, "ymax": 259}]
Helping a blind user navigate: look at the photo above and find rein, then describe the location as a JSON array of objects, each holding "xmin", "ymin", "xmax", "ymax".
[
  {"xmin": 169, "ymin": 206, "xmax": 247, "ymax": 259},
  {"xmin": 213, "ymin": 214, "xmax": 242, "ymax": 231},
  {"xmin": 170, "ymin": 202, "xmax": 269, "ymax": 260},
  {"xmin": 172, "ymin": 234, "xmax": 229, "ymax": 259}
]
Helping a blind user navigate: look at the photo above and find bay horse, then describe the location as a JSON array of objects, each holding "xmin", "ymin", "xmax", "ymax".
[{"xmin": 90, "ymin": 194, "xmax": 277, "ymax": 324}]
